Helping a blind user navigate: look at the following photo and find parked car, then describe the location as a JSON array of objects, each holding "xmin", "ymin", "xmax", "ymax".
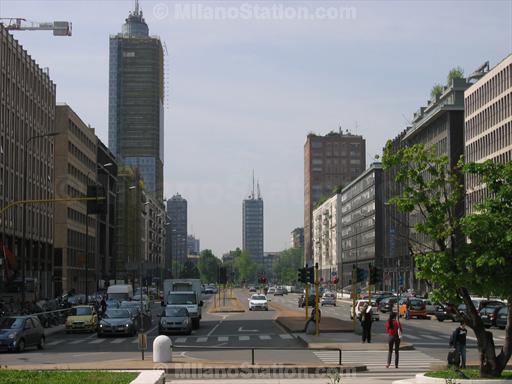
[
  {"xmin": 97, "ymin": 309, "xmax": 136, "ymax": 337},
  {"xmin": 267, "ymin": 287, "xmax": 276, "ymax": 295},
  {"xmin": 248, "ymin": 294, "xmax": 269, "ymax": 311},
  {"xmin": 65, "ymin": 305, "xmax": 98, "ymax": 333},
  {"xmin": 248, "ymin": 286, "xmax": 257, "ymax": 293},
  {"xmin": 351, "ymin": 300, "xmax": 379, "ymax": 321},
  {"xmin": 496, "ymin": 306, "xmax": 508, "ymax": 330},
  {"xmin": 158, "ymin": 306, "xmax": 192, "ymax": 335},
  {"xmin": 67, "ymin": 294, "xmax": 86, "ymax": 306},
  {"xmin": 298, "ymin": 294, "xmax": 316, "ymax": 308},
  {"xmin": 320, "ymin": 292, "xmax": 337, "ymax": 306},
  {"xmin": 480, "ymin": 303, "xmax": 506, "ymax": 328},
  {"xmin": 434, "ymin": 303, "xmax": 460, "ymax": 322},
  {"xmin": 400, "ymin": 298, "xmax": 428, "ymax": 319},
  {"xmin": 0, "ymin": 316, "xmax": 45, "ymax": 352},
  {"xmin": 423, "ymin": 300, "xmax": 438, "ymax": 315},
  {"xmin": 274, "ymin": 288, "xmax": 284, "ymax": 296},
  {"xmin": 379, "ymin": 296, "xmax": 398, "ymax": 313}
]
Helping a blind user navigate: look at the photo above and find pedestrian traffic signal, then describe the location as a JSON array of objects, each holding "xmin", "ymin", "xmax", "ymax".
[
  {"xmin": 369, "ymin": 266, "xmax": 381, "ymax": 284},
  {"xmin": 297, "ymin": 268, "xmax": 306, "ymax": 283},
  {"xmin": 306, "ymin": 266, "xmax": 315, "ymax": 284}
]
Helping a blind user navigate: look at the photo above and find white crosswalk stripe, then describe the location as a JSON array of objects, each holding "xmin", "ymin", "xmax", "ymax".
[
  {"xmin": 175, "ymin": 337, "xmax": 187, "ymax": 343},
  {"xmin": 420, "ymin": 334, "xmax": 440, "ymax": 340},
  {"xmin": 69, "ymin": 339, "xmax": 86, "ymax": 345},
  {"xmin": 46, "ymin": 340, "xmax": 66, "ymax": 346},
  {"xmin": 239, "ymin": 336, "xmax": 250, "ymax": 341},
  {"xmin": 279, "ymin": 334, "xmax": 293, "ymax": 339},
  {"xmin": 403, "ymin": 334, "xmax": 419, "ymax": 340},
  {"xmin": 217, "ymin": 336, "xmax": 229, "ymax": 342},
  {"xmin": 111, "ymin": 338, "xmax": 128, "ymax": 344},
  {"xmin": 89, "ymin": 338, "xmax": 106, "ymax": 344},
  {"xmin": 196, "ymin": 337, "xmax": 207, "ymax": 343},
  {"xmin": 259, "ymin": 335, "xmax": 271, "ymax": 340},
  {"xmin": 313, "ymin": 350, "xmax": 442, "ymax": 371}
]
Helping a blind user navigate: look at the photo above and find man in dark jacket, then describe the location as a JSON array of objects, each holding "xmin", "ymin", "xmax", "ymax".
[
  {"xmin": 360, "ymin": 304, "xmax": 373, "ymax": 343},
  {"xmin": 450, "ymin": 321, "xmax": 467, "ymax": 368}
]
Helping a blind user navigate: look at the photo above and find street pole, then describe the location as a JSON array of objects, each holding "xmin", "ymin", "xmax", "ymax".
[
  {"xmin": 315, "ymin": 262, "xmax": 320, "ymax": 336},
  {"xmin": 85, "ymin": 211, "xmax": 89, "ymax": 303},
  {"xmin": 305, "ymin": 264, "xmax": 309, "ymax": 320},
  {"xmin": 352, "ymin": 265, "xmax": 356, "ymax": 330}
]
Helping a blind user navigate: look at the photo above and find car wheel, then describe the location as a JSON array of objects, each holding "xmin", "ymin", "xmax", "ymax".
[
  {"xmin": 334, "ymin": 304, "xmax": 336, "ymax": 307},
  {"xmin": 16, "ymin": 339, "xmax": 25, "ymax": 353},
  {"xmin": 499, "ymin": 326, "xmax": 505, "ymax": 330},
  {"xmin": 265, "ymin": 308, "xmax": 268, "ymax": 311},
  {"xmin": 484, "ymin": 325, "xmax": 490, "ymax": 329},
  {"xmin": 37, "ymin": 336, "xmax": 45, "ymax": 350},
  {"xmin": 437, "ymin": 318, "xmax": 444, "ymax": 322}
]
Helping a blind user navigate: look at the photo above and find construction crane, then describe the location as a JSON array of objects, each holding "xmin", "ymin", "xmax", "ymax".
[{"xmin": 0, "ymin": 18, "xmax": 72, "ymax": 36}]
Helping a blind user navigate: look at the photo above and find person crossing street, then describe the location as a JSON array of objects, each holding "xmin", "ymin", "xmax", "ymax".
[
  {"xmin": 385, "ymin": 312, "xmax": 402, "ymax": 368},
  {"xmin": 450, "ymin": 321, "xmax": 467, "ymax": 369}
]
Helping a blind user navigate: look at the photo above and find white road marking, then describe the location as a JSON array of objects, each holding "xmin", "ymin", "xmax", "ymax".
[
  {"xmin": 196, "ymin": 337, "xmax": 208, "ymax": 342},
  {"xmin": 111, "ymin": 338, "xmax": 127, "ymax": 344},
  {"xmin": 89, "ymin": 338, "xmax": 106, "ymax": 344},
  {"xmin": 404, "ymin": 334, "xmax": 420, "ymax": 340},
  {"xmin": 279, "ymin": 334, "xmax": 293, "ymax": 339},
  {"xmin": 238, "ymin": 336, "xmax": 250, "ymax": 341},
  {"xmin": 46, "ymin": 340, "xmax": 66, "ymax": 346},
  {"xmin": 259, "ymin": 335, "xmax": 271, "ymax": 340},
  {"xmin": 238, "ymin": 326, "xmax": 258, "ymax": 332},
  {"xmin": 175, "ymin": 337, "xmax": 187, "ymax": 343},
  {"xmin": 69, "ymin": 339, "xmax": 86, "ymax": 345},
  {"xmin": 217, "ymin": 336, "xmax": 229, "ymax": 342},
  {"xmin": 207, "ymin": 314, "xmax": 228, "ymax": 337},
  {"xmin": 420, "ymin": 334, "xmax": 439, "ymax": 340}
]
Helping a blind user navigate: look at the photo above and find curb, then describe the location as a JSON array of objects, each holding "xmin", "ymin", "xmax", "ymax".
[{"xmin": 130, "ymin": 370, "xmax": 165, "ymax": 384}]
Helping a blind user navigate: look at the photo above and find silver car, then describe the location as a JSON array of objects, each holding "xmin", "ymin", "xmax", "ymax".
[
  {"xmin": 97, "ymin": 309, "xmax": 136, "ymax": 337},
  {"xmin": 158, "ymin": 306, "xmax": 192, "ymax": 335},
  {"xmin": 321, "ymin": 292, "xmax": 337, "ymax": 306},
  {"xmin": 0, "ymin": 316, "xmax": 45, "ymax": 352}
]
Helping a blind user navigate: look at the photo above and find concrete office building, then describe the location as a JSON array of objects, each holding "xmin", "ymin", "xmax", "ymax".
[
  {"xmin": 109, "ymin": 2, "xmax": 165, "ymax": 200},
  {"xmin": 312, "ymin": 194, "xmax": 342, "ymax": 281},
  {"xmin": 290, "ymin": 227, "xmax": 304, "ymax": 249},
  {"xmin": 340, "ymin": 163, "xmax": 384, "ymax": 289},
  {"xmin": 142, "ymin": 193, "xmax": 166, "ymax": 286},
  {"xmin": 167, "ymin": 194, "xmax": 187, "ymax": 276},
  {"xmin": 243, "ymin": 184, "xmax": 264, "ymax": 268},
  {"xmin": 465, "ymin": 55, "xmax": 512, "ymax": 212},
  {"xmin": 187, "ymin": 235, "xmax": 200, "ymax": 255},
  {"xmin": 54, "ymin": 104, "xmax": 98, "ymax": 295},
  {"xmin": 382, "ymin": 130, "xmax": 412, "ymax": 293},
  {"xmin": 403, "ymin": 75, "xmax": 471, "ymax": 293},
  {"xmin": 0, "ymin": 25, "xmax": 56, "ymax": 298},
  {"xmin": 263, "ymin": 252, "xmax": 280, "ymax": 282},
  {"xmin": 304, "ymin": 130, "xmax": 366, "ymax": 266}
]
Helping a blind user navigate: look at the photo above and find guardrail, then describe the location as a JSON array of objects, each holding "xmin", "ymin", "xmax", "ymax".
[{"xmin": 172, "ymin": 345, "xmax": 342, "ymax": 366}]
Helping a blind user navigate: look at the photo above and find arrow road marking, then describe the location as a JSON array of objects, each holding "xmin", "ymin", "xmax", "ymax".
[{"xmin": 238, "ymin": 326, "xmax": 258, "ymax": 332}]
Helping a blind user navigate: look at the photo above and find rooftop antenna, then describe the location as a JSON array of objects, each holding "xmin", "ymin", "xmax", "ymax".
[
  {"xmin": 257, "ymin": 179, "xmax": 261, "ymax": 199},
  {"xmin": 134, "ymin": 0, "xmax": 140, "ymax": 15},
  {"xmin": 252, "ymin": 170, "xmax": 255, "ymax": 199}
]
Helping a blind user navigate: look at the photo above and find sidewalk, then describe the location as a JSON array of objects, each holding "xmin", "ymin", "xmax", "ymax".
[{"xmin": 297, "ymin": 332, "xmax": 414, "ymax": 351}]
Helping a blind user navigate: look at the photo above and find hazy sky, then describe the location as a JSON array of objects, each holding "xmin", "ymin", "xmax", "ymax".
[{"xmin": 2, "ymin": 0, "xmax": 511, "ymax": 257}]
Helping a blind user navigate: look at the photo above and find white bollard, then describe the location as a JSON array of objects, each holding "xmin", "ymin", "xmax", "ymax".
[{"xmin": 153, "ymin": 335, "xmax": 172, "ymax": 363}]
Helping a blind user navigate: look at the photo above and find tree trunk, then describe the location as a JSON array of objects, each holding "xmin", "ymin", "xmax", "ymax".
[{"xmin": 458, "ymin": 288, "xmax": 511, "ymax": 378}]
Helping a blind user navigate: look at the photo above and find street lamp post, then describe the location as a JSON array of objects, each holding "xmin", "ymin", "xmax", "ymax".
[{"xmin": 22, "ymin": 132, "xmax": 59, "ymax": 304}]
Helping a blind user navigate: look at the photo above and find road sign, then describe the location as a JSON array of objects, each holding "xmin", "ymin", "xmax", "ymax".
[
  {"xmin": 138, "ymin": 332, "xmax": 147, "ymax": 350},
  {"xmin": 331, "ymin": 271, "xmax": 337, "ymax": 276},
  {"xmin": 399, "ymin": 276, "xmax": 404, "ymax": 286}
]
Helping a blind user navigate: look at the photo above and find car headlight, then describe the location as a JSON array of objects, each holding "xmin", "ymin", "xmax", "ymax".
[
  {"xmin": 99, "ymin": 324, "xmax": 103, "ymax": 328},
  {"xmin": 125, "ymin": 323, "xmax": 130, "ymax": 328},
  {"xmin": 8, "ymin": 332, "xmax": 17, "ymax": 339}
]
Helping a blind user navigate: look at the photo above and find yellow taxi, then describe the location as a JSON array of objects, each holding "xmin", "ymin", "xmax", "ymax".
[{"xmin": 65, "ymin": 305, "xmax": 98, "ymax": 333}]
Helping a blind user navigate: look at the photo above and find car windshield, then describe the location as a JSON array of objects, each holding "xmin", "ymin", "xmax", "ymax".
[
  {"xmin": 72, "ymin": 307, "xmax": 92, "ymax": 316},
  {"xmin": 252, "ymin": 296, "xmax": 266, "ymax": 300},
  {"xmin": 164, "ymin": 308, "xmax": 188, "ymax": 317},
  {"xmin": 104, "ymin": 310, "xmax": 130, "ymax": 319},
  {"xmin": 410, "ymin": 300, "xmax": 423, "ymax": 306},
  {"xmin": 168, "ymin": 294, "xmax": 197, "ymax": 305},
  {"xmin": 0, "ymin": 317, "xmax": 24, "ymax": 329},
  {"xmin": 120, "ymin": 302, "xmax": 139, "ymax": 308}
]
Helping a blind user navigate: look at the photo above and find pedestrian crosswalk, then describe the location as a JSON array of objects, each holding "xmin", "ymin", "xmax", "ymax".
[
  {"xmin": 44, "ymin": 333, "xmax": 296, "ymax": 348},
  {"xmin": 313, "ymin": 350, "xmax": 442, "ymax": 371}
]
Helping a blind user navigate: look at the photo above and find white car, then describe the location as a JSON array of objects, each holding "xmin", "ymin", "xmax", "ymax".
[
  {"xmin": 248, "ymin": 294, "xmax": 269, "ymax": 311},
  {"xmin": 320, "ymin": 292, "xmax": 337, "ymax": 306},
  {"xmin": 350, "ymin": 299, "xmax": 380, "ymax": 321}
]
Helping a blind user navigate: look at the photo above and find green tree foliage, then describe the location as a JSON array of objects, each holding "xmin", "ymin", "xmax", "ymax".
[
  {"xmin": 447, "ymin": 66, "xmax": 464, "ymax": 82},
  {"xmin": 180, "ymin": 260, "xmax": 200, "ymax": 279},
  {"xmin": 382, "ymin": 141, "xmax": 511, "ymax": 377},
  {"xmin": 198, "ymin": 249, "xmax": 221, "ymax": 283},
  {"xmin": 273, "ymin": 247, "xmax": 304, "ymax": 285},
  {"xmin": 233, "ymin": 249, "xmax": 257, "ymax": 285},
  {"xmin": 430, "ymin": 83, "xmax": 444, "ymax": 99}
]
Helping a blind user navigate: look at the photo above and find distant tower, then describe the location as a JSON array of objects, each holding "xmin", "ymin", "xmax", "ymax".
[
  {"xmin": 108, "ymin": 0, "xmax": 165, "ymax": 200},
  {"xmin": 243, "ymin": 173, "xmax": 264, "ymax": 269}
]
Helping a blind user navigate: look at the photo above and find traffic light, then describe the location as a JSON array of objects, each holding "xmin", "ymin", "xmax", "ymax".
[
  {"xmin": 86, "ymin": 185, "xmax": 106, "ymax": 215},
  {"xmin": 297, "ymin": 268, "xmax": 306, "ymax": 283},
  {"xmin": 306, "ymin": 266, "xmax": 315, "ymax": 284},
  {"xmin": 374, "ymin": 267, "xmax": 382, "ymax": 284},
  {"xmin": 356, "ymin": 267, "xmax": 367, "ymax": 283}
]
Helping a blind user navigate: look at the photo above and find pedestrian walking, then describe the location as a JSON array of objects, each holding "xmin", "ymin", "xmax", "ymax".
[
  {"xmin": 385, "ymin": 312, "xmax": 402, "ymax": 368},
  {"xmin": 361, "ymin": 303, "xmax": 373, "ymax": 343},
  {"xmin": 449, "ymin": 321, "xmax": 467, "ymax": 369},
  {"xmin": 100, "ymin": 297, "xmax": 107, "ymax": 315}
]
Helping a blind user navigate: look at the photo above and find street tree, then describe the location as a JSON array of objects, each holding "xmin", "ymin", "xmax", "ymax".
[
  {"xmin": 181, "ymin": 260, "xmax": 200, "ymax": 279},
  {"xmin": 383, "ymin": 141, "xmax": 511, "ymax": 378},
  {"xmin": 233, "ymin": 249, "xmax": 257, "ymax": 285},
  {"xmin": 198, "ymin": 249, "xmax": 221, "ymax": 283},
  {"xmin": 273, "ymin": 247, "xmax": 303, "ymax": 285}
]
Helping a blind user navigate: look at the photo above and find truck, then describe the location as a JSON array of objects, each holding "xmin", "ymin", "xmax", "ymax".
[
  {"xmin": 163, "ymin": 279, "xmax": 203, "ymax": 329},
  {"xmin": 107, "ymin": 284, "xmax": 133, "ymax": 302}
]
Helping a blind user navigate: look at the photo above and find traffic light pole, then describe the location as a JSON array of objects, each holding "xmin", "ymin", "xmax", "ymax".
[
  {"xmin": 352, "ymin": 265, "xmax": 356, "ymax": 330},
  {"xmin": 305, "ymin": 281, "xmax": 309, "ymax": 320},
  {"xmin": 315, "ymin": 263, "xmax": 319, "ymax": 336}
]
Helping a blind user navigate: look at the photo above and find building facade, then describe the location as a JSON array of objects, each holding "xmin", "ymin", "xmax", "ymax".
[
  {"xmin": 465, "ymin": 55, "xmax": 512, "ymax": 212},
  {"xmin": 242, "ymin": 191, "xmax": 264, "ymax": 268},
  {"xmin": 290, "ymin": 227, "xmax": 304, "ymax": 249},
  {"xmin": 142, "ymin": 193, "xmax": 166, "ymax": 287},
  {"xmin": 54, "ymin": 104, "xmax": 98, "ymax": 295},
  {"xmin": 262, "ymin": 252, "xmax": 280, "ymax": 282},
  {"xmin": 108, "ymin": 3, "xmax": 165, "ymax": 200},
  {"xmin": 167, "ymin": 194, "xmax": 187, "ymax": 276},
  {"xmin": 0, "ymin": 25, "xmax": 56, "ymax": 299},
  {"xmin": 304, "ymin": 130, "xmax": 366, "ymax": 266},
  {"xmin": 187, "ymin": 235, "xmax": 200, "ymax": 255},
  {"xmin": 340, "ymin": 163, "xmax": 384, "ymax": 289},
  {"xmin": 312, "ymin": 194, "xmax": 342, "ymax": 281}
]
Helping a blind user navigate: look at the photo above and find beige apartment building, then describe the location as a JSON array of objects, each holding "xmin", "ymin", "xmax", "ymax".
[
  {"xmin": 464, "ymin": 54, "xmax": 512, "ymax": 212},
  {"xmin": 54, "ymin": 104, "xmax": 98, "ymax": 295}
]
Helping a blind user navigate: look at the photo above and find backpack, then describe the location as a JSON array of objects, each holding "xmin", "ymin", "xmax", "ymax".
[{"xmin": 447, "ymin": 349, "xmax": 460, "ymax": 367}]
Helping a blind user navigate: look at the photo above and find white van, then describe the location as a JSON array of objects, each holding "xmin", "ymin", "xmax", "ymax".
[{"xmin": 107, "ymin": 284, "xmax": 133, "ymax": 302}]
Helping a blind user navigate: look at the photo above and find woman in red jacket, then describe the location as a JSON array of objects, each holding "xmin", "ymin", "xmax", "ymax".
[{"xmin": 385, "ymin": 312, "xmax": 402, "ymax": 368}]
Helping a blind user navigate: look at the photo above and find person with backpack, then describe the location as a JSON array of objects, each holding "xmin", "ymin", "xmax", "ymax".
[
  {"xmin": 385, "ymin": 312, "xmax": 402, "ymax": 368},
  {"xmin": 449, "ymin": 321, "xmax": 467, "ymax": 369}
]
